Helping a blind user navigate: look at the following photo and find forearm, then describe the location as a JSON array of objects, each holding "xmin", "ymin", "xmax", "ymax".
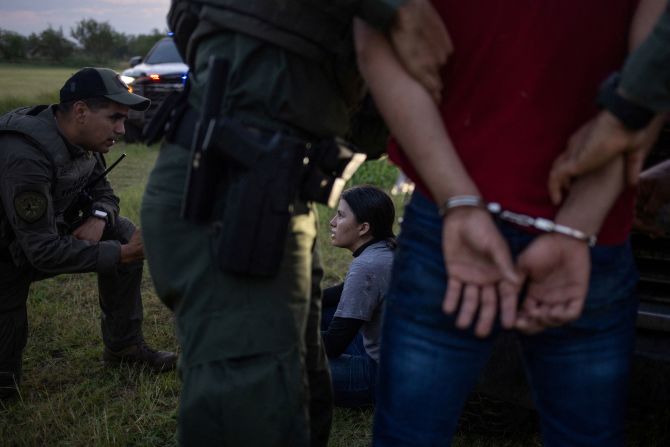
[
  {"xmin": 322, "ymin": 317, "xmax": 365, "ymax": 358},
  {"xmin": 22, "ymin": 236, "xmax": 121, "ymax": 274},
  {"xmin": 90, "ymin": 187, "xmax": 120, "ymax": 216},
  {"xmin": 555, "ymin": 156, "xmax": 625, "ymax": 236},
  {"xmin": 355, "ymin": 20, "xmax": 477, "ymax": 203}
]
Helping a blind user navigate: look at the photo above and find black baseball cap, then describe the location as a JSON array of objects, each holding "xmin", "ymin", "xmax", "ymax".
[{"xmin": 60, "ymin": 67, "xmax": 150, "ymax": 111}]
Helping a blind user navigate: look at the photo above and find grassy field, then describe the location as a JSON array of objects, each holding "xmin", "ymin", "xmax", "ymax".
[
  {"xmin": 0, "ymin": 141, "xmax": 541, "ymax": 447},
  {"xmin": 0, "ymin": 64, "xmax": 75, "ymax": 113},
  {"xmin": 1, "ymin": 64, "xmax": 669, "ymax": 446},
  {"xmin": 0, "ymin": 63, "xmax": 128, "ymax": 114}
]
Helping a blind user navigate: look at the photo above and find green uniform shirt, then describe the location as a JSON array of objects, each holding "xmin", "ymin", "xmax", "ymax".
[
  {"xmin": 621, "ymin": 4, "xmax": 670, "ymax": 112},
  {"xmin": 183, "ymin": 0, "xmax": 405, "ymax": 138},
  {"xmin": 0, "ymin": 106, "xmax": 121, "ymax": 273}
]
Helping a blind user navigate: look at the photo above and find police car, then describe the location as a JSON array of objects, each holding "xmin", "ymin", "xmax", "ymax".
[{"xmin": 120, "ymin": 36, "xmax": 188, "ymax": 142}]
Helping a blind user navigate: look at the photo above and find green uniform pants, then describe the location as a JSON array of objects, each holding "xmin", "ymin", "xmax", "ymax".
[
  {"xmin": 141, "ymin": 143, "xmax": 332, "ymax": 446},
  {"xmin": 0, "ymin": 216, "xmax": 144, "ymax": 398}
]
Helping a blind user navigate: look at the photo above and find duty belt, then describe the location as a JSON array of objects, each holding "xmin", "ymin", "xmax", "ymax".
[{"xmin": 168, "ymin": 106, "xmax": 316, "ymax": 155}]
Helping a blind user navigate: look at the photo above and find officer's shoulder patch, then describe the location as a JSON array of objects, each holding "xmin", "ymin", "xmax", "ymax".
[{"xmin": 14, "ymin": 191, "xmax": 47, "ymax": 223}]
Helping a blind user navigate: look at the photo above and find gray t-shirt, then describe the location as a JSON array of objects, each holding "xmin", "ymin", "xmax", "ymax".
[{"xmin": 334, "ymin": 240, "xmax": 394, "ymax": 362}]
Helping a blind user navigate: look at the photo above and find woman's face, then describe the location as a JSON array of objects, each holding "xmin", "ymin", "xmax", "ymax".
[{"xmin": 329, "ymin": 199, "xmax": 367, "ymax": 251}]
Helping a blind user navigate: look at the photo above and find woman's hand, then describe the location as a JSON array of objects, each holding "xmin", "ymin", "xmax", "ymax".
[{"xmin": 442, "ymin": 207, "xmax": 521, "ymax": 337}]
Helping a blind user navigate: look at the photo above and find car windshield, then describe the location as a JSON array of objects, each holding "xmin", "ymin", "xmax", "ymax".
[{"xmin": 144, "ymin": 39, "xmax": 183, "ymax": 64}]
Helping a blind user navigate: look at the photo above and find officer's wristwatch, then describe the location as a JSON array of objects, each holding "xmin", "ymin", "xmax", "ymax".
[
  {"xmin": 597, "ymin": 72, "xmax": 655, "ymax": 130},
  {"xmin": 92, "ymin": 209, "xmax": 109, "ymax": 223}
]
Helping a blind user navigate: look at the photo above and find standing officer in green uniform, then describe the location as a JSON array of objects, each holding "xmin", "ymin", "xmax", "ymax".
[
  {"xmin": 140, "ymin": 1, "xmax": 451, "ymax": 445},
  {"xmin": 0, "ymin": 67, "xmax": 177, "ymax": 401}
]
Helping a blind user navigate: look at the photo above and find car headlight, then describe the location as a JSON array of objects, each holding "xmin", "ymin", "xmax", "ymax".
[{"xmin": 120, "ymin": 75, "xmax": 135, "ymax": 85}]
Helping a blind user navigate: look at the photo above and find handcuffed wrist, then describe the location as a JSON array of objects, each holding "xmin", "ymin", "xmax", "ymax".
[
  {"xmin": 438, "ymin": 195, "xmax": 597, "ymax": 246},
  {"xmin": 539, "ymin": 220, "xmax": 597, "ymax": 247},
  {"xmin": 437, "ymin": 195, "xmax": 486, "ymax": 218}
]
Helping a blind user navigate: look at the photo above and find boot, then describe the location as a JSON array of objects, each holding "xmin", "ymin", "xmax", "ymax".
[{"xmin": 103, "ymin": 343, "xmax": 177, "ymax": 373}]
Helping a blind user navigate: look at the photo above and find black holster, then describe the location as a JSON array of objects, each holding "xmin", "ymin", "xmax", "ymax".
[
  {"xmin": 177, "ymin": 118, "xmax": 308, "ymax": 277},
  {"xmin": 214, "ymin": 132, "xmax": 308, "ymax": 277},
  {"xmin": 177, "ymin": 120, "xmax": 365, "ymax": 277},
  {"xmin": 178, "ymin": 57, "xmax": 365, "ymax": 277}
]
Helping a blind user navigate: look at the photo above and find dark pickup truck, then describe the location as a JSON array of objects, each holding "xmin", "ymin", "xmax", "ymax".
[{"xmin": 120, "ymin": 37, "xmax": 189, "ymax": 142}]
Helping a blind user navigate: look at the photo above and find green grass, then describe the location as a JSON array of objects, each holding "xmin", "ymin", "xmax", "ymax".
[
  {"xmin": 0, "ymin": 142, "xmax": 179, "ymax": 446},
  {"xmin": 0, "ymin": 136, "xmax": 548, "ymax": 447},
  {"xmin": 0, "ymin": 63, "xmax": 129, "ymax": 114},
  {"xmin": 0, "ymin": 64, "xmax": 75, "ymax": 113},
  {"xmin": 2, "ymin": 64, "xmax": 670, "ymax": 447}
]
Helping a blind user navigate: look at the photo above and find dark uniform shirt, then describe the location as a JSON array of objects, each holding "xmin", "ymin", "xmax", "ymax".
[
  {"xmin": 621, "ymin": 3, "xmax": 670, "ymax": 111},
  {"xmin": 183, "ymin": 0, "xmax": 404, "ymax": 138},
  {"xmin": 0, "ymin": 106, "xmax": 121, "ymax": 274}
]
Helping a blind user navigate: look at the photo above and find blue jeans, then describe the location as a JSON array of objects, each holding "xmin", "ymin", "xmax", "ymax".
[
  {"xmin": 373, "ymin": 192, "xmax": 638, "ymax": 446},
  {"xmin": 322, "ymin": 303, "xmax": 378, "ymax": 407}
]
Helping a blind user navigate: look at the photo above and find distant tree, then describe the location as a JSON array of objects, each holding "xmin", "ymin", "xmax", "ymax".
[
  {"xmin": 28, "ymin": 26, "xmax": 74, "ymax": 62},
  {"xmin": 70, "ymin": 18, "xmax": 125, "ymax": 62},
  {"xmin": 0, "ymin": 29, "xmax": 28, "ymax": 61}
]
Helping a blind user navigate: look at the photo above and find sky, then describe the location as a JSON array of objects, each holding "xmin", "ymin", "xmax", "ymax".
[{"xmin": 0, "ymin": 0, "xmax": 171, "ymax": 37}]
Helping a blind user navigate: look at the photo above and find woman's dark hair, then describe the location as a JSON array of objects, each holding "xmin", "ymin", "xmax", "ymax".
[{"xmin": 341, "ymin": 185, "xmax": 396, "ymax": 248}]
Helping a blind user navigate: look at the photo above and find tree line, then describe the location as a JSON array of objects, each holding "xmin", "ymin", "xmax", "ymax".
[{"xmin": 0, "ymin": 19, "xmax": 166, "ymax": 65}]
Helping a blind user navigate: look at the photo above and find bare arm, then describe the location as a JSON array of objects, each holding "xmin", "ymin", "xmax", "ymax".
[
  {"xmin": 355, "ymin": 19, "xmax": 473, "ymax": 204},
  {"xmin": 355, "ymin": 20, "xmax": 520, "ymax": 337},
  {"xmin": 516, "ymin": 157, "xmax": 626, "ymax": 332}
]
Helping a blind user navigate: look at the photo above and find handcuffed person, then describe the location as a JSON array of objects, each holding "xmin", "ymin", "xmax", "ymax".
[{"xmin": 140, "ymin": 0, "xmax": 452, "ymax": 445}]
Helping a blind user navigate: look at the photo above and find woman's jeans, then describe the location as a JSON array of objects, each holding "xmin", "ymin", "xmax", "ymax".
[
  {"xmin": 373, "ymin": 192, "xmax": 638, "ymax": 447},
  {"xmin": 322, "ymin": 297, "xmax": 378, "ymax": 407}
]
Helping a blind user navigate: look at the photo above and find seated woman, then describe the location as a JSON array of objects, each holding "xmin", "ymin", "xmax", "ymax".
[{"xmin": 321, "ymin": 185, "xmax": 396, "ymax": 407}]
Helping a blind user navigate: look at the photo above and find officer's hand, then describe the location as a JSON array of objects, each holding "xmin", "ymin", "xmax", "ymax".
[
  {"xmin": 390, "ymin": 0, "xmax": 452, "ymax": 103},
  {"xmin": 548, "ymin": 111, "xmax": 664, "ymax": 205},
  {"xmin": 120, "ymin": 229, "xmax": 144, "ymax": 264},
  {"xmin": 72, "ymin": 216, "xmax": 106, "ymax": 242}
]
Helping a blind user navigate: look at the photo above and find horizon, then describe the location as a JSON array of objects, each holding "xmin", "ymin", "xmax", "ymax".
[{"xmin": 0, "ymin": 0, "xmax": 171, "ymax": 37}]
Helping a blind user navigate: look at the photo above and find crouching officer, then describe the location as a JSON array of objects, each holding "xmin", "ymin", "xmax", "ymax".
[{"xmin": 0, "ymin": 67, "xmax": 177, "ymax": 401}]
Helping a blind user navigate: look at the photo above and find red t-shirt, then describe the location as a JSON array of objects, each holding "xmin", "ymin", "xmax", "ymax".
[{"xmin": 388, "ymin": 0, "xmax": 639, "ymax": 244}]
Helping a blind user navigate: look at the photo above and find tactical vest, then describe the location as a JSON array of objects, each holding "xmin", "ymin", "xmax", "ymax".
[
  {"xmin": 168, "ymin": 0, "xmax": 355, "ymax": 66},
  {"xmin": 0, "ymin": 106, "xmax": 97, "ymax": 235},
  {"xmin": 167, "ymin": 0, "xmax": 365, "ymax": 128},
  {"xmin": 0, "ymin": 106, "xmax": 60, "ymax": 178}
]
